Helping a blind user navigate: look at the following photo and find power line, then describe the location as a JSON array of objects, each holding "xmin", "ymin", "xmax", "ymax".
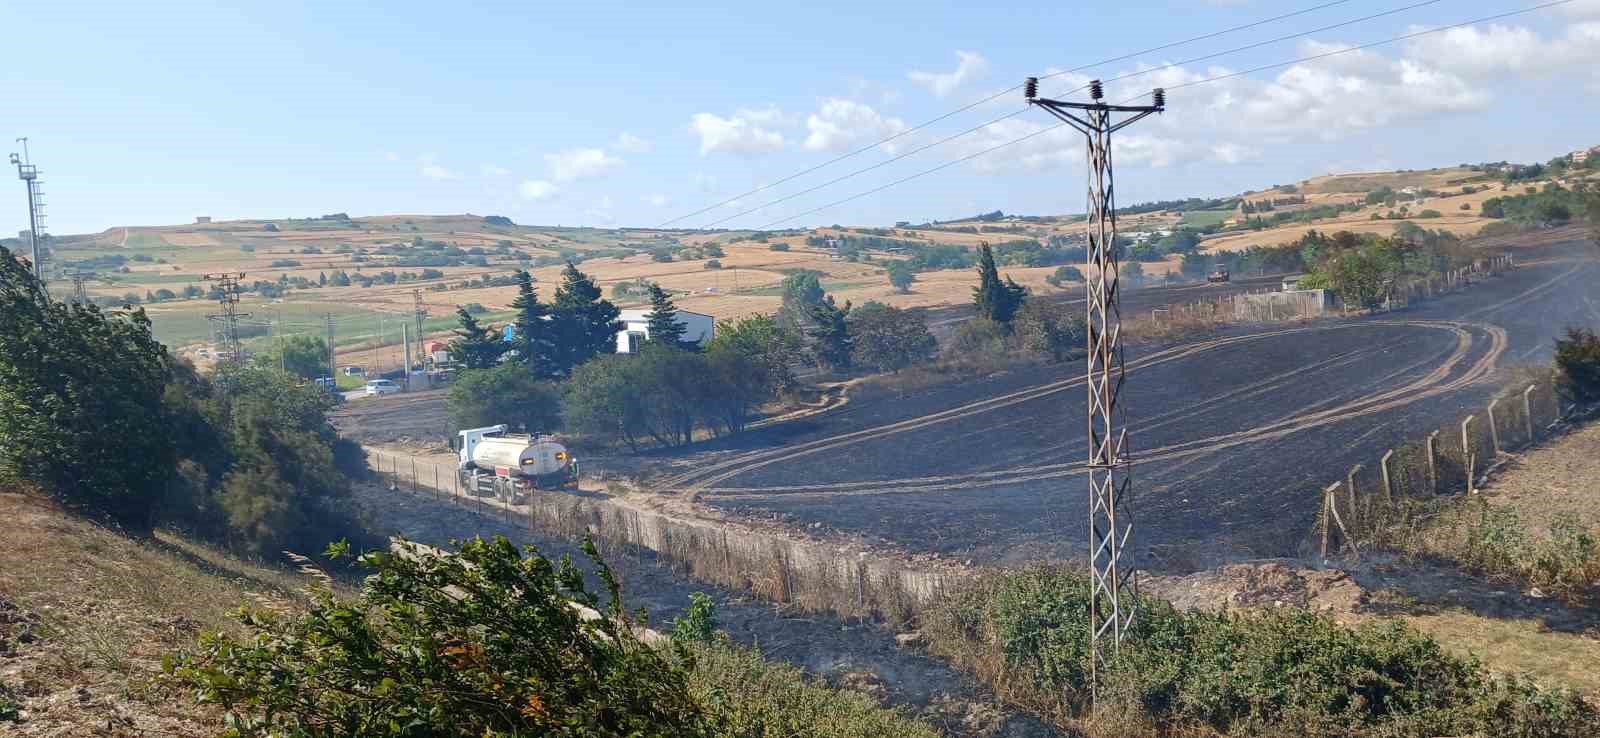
[
  {"xmin": 657, "ymin": 0, "xmax": 1362, "ymax": 228},
  {"xmin": 705, "ymin": 0, "xmax": 1447, "ymax": 229},
  {"xmin": 755, "ymin": 0, "xmax": 1574, "ymax": 230}
]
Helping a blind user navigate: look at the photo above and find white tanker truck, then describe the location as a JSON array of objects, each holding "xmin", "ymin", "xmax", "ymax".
[{"xmin": 455, "ymin": 425, "xmax": 579, "ymax": 502}]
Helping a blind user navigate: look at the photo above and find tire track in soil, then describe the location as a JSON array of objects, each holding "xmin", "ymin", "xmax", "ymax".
[{"xmin": 696, "ymin": 320, "xmax": 1497, "ymax": 500}]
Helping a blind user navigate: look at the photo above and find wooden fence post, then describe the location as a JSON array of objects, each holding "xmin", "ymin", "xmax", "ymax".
[
  {"xmin": 1379, "ymin": 450, "xmax": 1394, "ymax": 504},
  {"xmin": 1460, "ymin": 415, "xmax": 1474, "ymax": 457},
  {"xmin": 1461, "ymin": 416, "xmax": 1476, "ymax": 495},
  {"xmin": 1523, "ymin": 384, "xmax": 1537, "ymax": 443},
  {"xmin": 1486, "ymin": 399, "xmax": 1501, "ymax": 456},
  {"xmin": 410, "ymin": 458, "xmax": 418, "ymax": 496}
]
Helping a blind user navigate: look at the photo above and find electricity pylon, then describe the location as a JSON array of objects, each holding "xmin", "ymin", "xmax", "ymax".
[
  {"xmin": 203, "ymin": 272, "xmax": 249, "ymax": 363},
  {"xmin": 1024, "ymin": 77, "xmax": 1164, "ymax": 696}
]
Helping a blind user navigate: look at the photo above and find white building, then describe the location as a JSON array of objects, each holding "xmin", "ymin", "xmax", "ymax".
[{"xmin": 615, "ymin": 308, "xmax": 715, "ymax": 354}]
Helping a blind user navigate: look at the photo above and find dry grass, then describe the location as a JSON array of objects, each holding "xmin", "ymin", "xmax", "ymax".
[
  {"xmin": 1402, "ymin": 611, "xmax": 1600, "ymax": 695},
  {"xmin": 0, "ymin": 489, "xmax": 311, "ymax": 736}
]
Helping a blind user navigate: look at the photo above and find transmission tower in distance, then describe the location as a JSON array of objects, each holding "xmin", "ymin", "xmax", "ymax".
[
  {"xmin": 411, "ymin": 288, "xmax": 428, "ymax": 369},
  {"xmin": 1024, "ymin": 77, "xmax": 1165, "ymax": 694},
  {"xmin": 202, "ymin": 272, "xmax": 250, "ymax": 362},
  {"xmin": 9, "ymin": 138, "xmax": 47, "ymax": 289}
]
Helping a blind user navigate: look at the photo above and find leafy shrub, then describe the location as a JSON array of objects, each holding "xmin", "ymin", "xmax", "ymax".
[
  {"xmin": 704, "ymin": 259, "xmax": 722, "ymax": 270},
  {"xmin": 269, "ymin": 259, "xmax": 302, "ymax": 268},
  {"xmin": 168, "ymin": 536, "xmax": 711, "ymax": 737},
  {"xmin": 768, "ymin": 242, "xmax": 790, "ymax": 252},
  {"xmin": 671, "ymin": 592, "xmax": 719, "ymax": 645},
  {"xmin": 1045, "ymin": 265, "xmax": 1084, "ymax": 287},
  {"xmin": 943, "ymin": 318, "xmax": 1010, "ymax": 364},
  {"xmin": 1554, "ymin": 326, "xmax": 1600, "ymax": 405},
  {"xmin": 1013, "ymin": 302, "xmax": 1084, "ymax": 362},
  {"xmin": 925, "ymin": 565, "xmax": 1600, "ymax": 737}
]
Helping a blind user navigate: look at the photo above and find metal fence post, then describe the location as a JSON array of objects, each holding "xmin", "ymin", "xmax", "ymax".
[
  {"xmin": 1486, "ymin": 399, "xmax": 1501, "ymax": 456},
  {"xmin": 1523, "ymin": 384, "xmax": 1537, "ymax": 443},
  {"xmin": 1426, "ymin": 431, "xmax": 1439, "ymax": 494},
  {"xmin": 1460, "ymin": 415, "xmax": 1474, "ymax": 458},
  {"xmin": 1346, "ymin": 463, "xmax": 1363, "ymax": 527},
  {"xmin": 1379, "ymin": 450, "xmax": 1394, "ymax": 504}
]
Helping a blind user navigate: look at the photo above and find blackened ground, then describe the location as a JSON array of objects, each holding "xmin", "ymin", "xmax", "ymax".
[{"xmin": 665, "ymin": 240, "xmax": 1600, "ymax": 565}]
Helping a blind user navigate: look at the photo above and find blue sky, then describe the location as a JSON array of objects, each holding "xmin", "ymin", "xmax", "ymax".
[{"xmin": 5, "ymin": 0, "xmax": 1598, "ymax": 235}]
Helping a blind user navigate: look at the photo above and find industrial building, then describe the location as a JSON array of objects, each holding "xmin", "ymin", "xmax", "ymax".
[{"xmin": 614, "ymin": 308, "xmax": 714, "ymax": 353}]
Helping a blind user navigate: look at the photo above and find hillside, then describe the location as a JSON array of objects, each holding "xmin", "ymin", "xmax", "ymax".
[{"xmin": 10, "ymin": 151, "xmax": 1593, "ymax": 374}]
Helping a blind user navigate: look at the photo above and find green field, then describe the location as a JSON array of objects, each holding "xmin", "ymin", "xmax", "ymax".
[
  {"xmin": 1178, "ymin": 209, "xmax": 1235, "ymax": 228},
  {"xmin": 143, "ymin": 297, "xmax": 514, "ymax": 353}
]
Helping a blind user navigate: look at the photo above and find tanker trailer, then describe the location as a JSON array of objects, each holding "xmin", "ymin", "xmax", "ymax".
[{"xmin": 456, "ymin": 425, "xmax": 579, "ymax": 503}]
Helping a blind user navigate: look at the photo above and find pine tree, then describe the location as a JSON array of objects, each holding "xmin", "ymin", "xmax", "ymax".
[
  {"xmin": 447, "ymin": 306, "xmax": 505, "ymax": 369},
  {"xmin": 509, "ymin": 270, "xmax": 554, "ymax": 376},
  {"xmin": 807, "ymin": 297, "xmax": 852, "ymax": 370},
  {"xmin": 318, "ymin": 271, "xmax": 327, "ymax": 287},
  {"xmin": 550, "ymin": 262, "xmax": 622, "ymax": 374},
  {"xmin": 973, "ymin": 243, "xmax": 1026, "ymax": 326},
  {"xmin": 645, "ymin": 284, "xmax": 687, "ymax": 348}
]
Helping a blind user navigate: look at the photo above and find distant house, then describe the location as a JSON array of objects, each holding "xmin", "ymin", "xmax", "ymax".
[
  {"xmin": 615, "ymin": 308, "xmax": 715, "ymax": 354},
  {"xmin": 195, "ymin": 216, "xmax": 211, "ymax": 224},
  {"xmin": 1573, "ymin": 146, "xmax": 1598, "ymax": 163}
]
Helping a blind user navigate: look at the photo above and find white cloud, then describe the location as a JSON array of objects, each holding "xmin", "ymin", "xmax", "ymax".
[
  {"xmin": 908, "ymin": 51, "xmax": 988, "ymax": 98},
  {"xmin": 545, "ymin": 147, "xmax": 623, "ymax": 182},
  {"xmin": 1404, "ymin": 22, "xmax": 1600, "ymax": 80},
  {"xmin": 421, "ymin": 164, "xmax": 459, "ymax": 180},
  {"xmin": 804, "ymin": 98, "xmax": 909, "ymax": 152},
  {"xmin": 688, "ymin": 108, "xmax": 787, "ymax": 155},
  {"xmin": 480, "ymin": 164, "xmax": 510, "ymax": 176},
  {"xmin": 382, "ymin": 151, "xmax": 400, "ymax": 162},
  {"xmin": 613, "ymin": 132, "xmax": 652, "ymax": 153},
  {"xmin": 643, "ymin": 193, "xmax": 670, "ymax": 207},
  {"xmin": 1558, "ymin": 0, "xmax": 1600, "ymax": 18},
  {"xmin": 519, "ymin": 180, "xmax": 558, "ymax": 201},
  {"xmin": 1209, "ymin": 142, "xmax": 1260, "ymax": 164}
]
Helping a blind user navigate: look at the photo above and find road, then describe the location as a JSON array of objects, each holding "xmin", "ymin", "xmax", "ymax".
[{"xmin": 660, "ymin": 238, "xmax": 1600, "ymax": 564}]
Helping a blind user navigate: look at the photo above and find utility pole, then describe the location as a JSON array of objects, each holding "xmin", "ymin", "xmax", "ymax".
[
  {"xmin": 9, "ymin": 139, "xmax": 47, "ymax": 291},
  {"xmin": 372, "ymin": 312, "xmax": 382, "ymax": 375},
  {"xmin": 202, "ymin": 272, "xmax": 249, "ymax": 363},
  {"xmin": 402, "ymin": 321, "xmax": 411, "ymax": 392},
  {"xmin": 326, "ymin": 314, "xmax": 336, "ymax": 381},
  {"xmin": 411, "ymin": 288, "xmax": 428, "ymax": 370},
  {"xmin": 1025, "ymin": 77, "xmax": 1164, "ymax": 696}
]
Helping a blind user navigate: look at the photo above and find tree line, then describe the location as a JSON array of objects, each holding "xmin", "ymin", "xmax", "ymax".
[{"xmin": 0, "ymin": 246, "xmax": 370, "ymax": 557}]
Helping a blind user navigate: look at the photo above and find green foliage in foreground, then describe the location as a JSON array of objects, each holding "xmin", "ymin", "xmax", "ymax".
[
  {"xmin": 926, "ymin": 566, "xmax": 1599, "ymax": 737},
  {"xmin": 168, "ymin": 537, "xmax": 938, "ymax": 738}
]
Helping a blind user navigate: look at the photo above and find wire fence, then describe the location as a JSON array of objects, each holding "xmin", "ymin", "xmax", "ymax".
[
  {"xmin": 1313, "ymin": 374, "xmax": 1580, "ymax": 557},
  {"xmin": 364, "ymin": 449, "xmax": 963, "ymax": 624}
]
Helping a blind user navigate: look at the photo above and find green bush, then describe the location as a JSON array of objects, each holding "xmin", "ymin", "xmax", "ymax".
[
  {"xmin": 1554, "ymin": 326, "xmax": 1600, "ymax": 405},
  {"xmin": 925, "ymin": 565, "xmax": 1599, "ymax": 737},
  {"xmin": 168, "ymin": 536, "xmax": 710, "ymax": 737}
]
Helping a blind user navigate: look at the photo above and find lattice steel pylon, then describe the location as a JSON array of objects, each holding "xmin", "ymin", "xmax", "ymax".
[
  {"xmin": 1024, "ymin": 78, "xmax": 1164, "ymax": 696},
  {"xmin": 203, "ymin": 272, "xmax": 250, "ymax": 363}
]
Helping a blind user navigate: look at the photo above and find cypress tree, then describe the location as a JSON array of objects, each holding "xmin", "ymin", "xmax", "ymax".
[
  {"xmin": 645, "ymin": 284, "xmax": 687, "ymax": 348},
  {"xmin": 973, "ymin": 242, "xmax": 1026, "ymax": 326},
  {"xmin": 447, "ymin": 306, "xmax": 505, "ymax": 369},
  {"xmin": 550, "ymin": 262, "xmax": 622, "ymax": 374},
  {"xmin": 509, "ymin": 270, "xmax": 555, "ymax": 376}
]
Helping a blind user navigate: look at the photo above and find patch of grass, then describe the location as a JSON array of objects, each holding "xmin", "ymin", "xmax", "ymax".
[
  {"xmin": 685, "ymin": 642, "xmax": 941, "ymax": 738},
  {"xmin": 923, "ymin": 564, "xmax": 1600, "ymax": 737},
  {"xmin": 1361, "ymin": 498, "xmax": 1600, "ymax": 605},
  {"xmin": 1405, "ymin": 611, "xmax": 1600, "ymax": 696},
  {"xmin": 1179, "ymin": 209, "xmax": 1234, "ymax": 228}
]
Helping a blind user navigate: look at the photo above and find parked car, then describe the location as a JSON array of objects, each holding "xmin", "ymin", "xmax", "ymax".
[
  {"xmin": 364, "ymin": 379, "xmax": 401, "ymax": 396},
  {"xmin": 343, "ymin": 366, "xmax": 365, "ymax": 376}
]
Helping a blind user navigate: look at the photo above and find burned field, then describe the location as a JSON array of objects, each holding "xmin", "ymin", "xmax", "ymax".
[{"xmin": 664, "ymin": 240, "xmax": 1600, "ymax": 565}]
